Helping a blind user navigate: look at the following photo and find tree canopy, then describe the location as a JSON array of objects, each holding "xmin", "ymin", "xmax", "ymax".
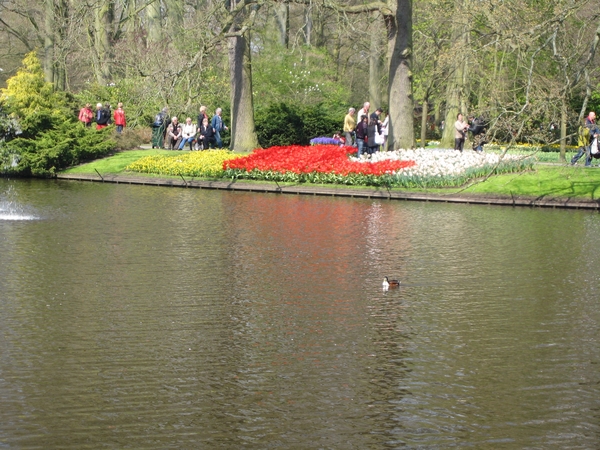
[{"xmin": 0, "ymin": 0, "xmax": 598, "ymax": 153}]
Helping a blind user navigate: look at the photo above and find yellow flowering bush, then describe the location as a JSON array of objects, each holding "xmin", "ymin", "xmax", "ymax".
[{"xmin": 126, "ymin": 150, "xmax": 243, "ymax": 177}]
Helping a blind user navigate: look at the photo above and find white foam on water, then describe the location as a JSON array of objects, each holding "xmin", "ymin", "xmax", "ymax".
[
  {"xmin": 0, "ymin": 194, "xmax": 39, "ymax": 220},
  {"xmin": 0, "ymin": 212, "xmax": 37, "ymax": 221}
]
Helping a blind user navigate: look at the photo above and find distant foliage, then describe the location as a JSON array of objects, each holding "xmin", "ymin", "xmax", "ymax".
[
  {"xmin": 252, "ymin": 44, "xmax": 351, "ymax": 108},
  {"xmin": 0, "ymin": 52, "xmax": 116, "ymax": 177},
  {"xmin": 255, "ymin": 103, "xmax": 344, "ymax": 148}
]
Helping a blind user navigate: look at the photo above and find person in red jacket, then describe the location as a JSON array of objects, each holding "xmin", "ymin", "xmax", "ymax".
[
  {"xmin": 78, "ymin": 103, "xmax": 93, "ymax": 127},
  {"xmin": 114, "ymin": 102, "xmax": 126, "ymax": 133}
]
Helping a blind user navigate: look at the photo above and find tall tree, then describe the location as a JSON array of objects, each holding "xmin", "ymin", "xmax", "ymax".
[
  {"xmin": 368, "ymin": 11, "xmax": 383, "ymax": 109},
  {"xmin": 330, "ymin": 0, "xmax": 413, "ymax": 149},
  {"xmin": 440, "ymin": 0, "xmax": 469, "ymax": 148},
  {"xmin": 93, "ymin": 0, "xmax": 115, "ymax": 84},
  {"xmin": 274, "ymin": 1, "xmax": 289, "ymax": 47},
  {"xmin": 226, "ymin": 0, "xmax": 259, "ymax": 152},
  {"xmin": 385, "ymin": 0, "xmax": 414, "ymax": 149}
]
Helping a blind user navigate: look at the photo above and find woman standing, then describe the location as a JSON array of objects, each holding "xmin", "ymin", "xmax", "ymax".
[
  {"xmin": 113, "ymin": 103, "xmax": 126, "ymax": 133},
  {"xmin": 380, "ymin": 111, "xmax": 389, "ymax": 150},
  {"xmin": 343, "ymin": 108, "xmax": 356, "ymax": 146},
  {"xmin": 78, "ymin": 104, "xmax": 93, "ymax": 127},
  {"xmin": 367, "ymin": 118, "xmax": 380, "ymax": 155},
  {"xmin": 355, "ymin": 116, "xmax": 369, "ymax": 157}
]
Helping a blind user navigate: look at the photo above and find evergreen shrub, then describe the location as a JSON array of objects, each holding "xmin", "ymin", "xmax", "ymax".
[
  {"xmin": 0, "ymin": 52, "xmax": 116, "ymax": 177},
  {"xmin": 3, "ymin": 124, "xmax": 115, "ymax": 176}
]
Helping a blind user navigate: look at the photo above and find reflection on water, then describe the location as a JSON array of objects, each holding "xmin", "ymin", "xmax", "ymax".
[{"xmin": 0, "ymin": 178, "xmax": 599, "ymax": 448}]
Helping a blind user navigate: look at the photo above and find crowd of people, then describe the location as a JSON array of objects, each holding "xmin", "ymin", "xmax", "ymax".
[
  {"xmin": 343, "ymin": 102, "xmax": 389, "ymax": 157},
  {"xmin": 344, "ymin": 103, "xmax": 489, "ymax": 156},
  {"xmin": 151, "ymin": 106, "xmax": 228, "ymax": 150},
  {"xmin": 78, "ymin": 102, "xmax": 126, "ymax": 133},
  {"xmin": 79, "ymin": 100, "xmax": 598, "ymax": 166},
  {"xmin": 78, "ymin": 102, "xmax": 228, "ymax": 151}
]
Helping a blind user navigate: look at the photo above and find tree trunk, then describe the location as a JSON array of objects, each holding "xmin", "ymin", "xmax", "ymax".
[
  {"xmin": 55, "ymin": 0, "xmax": 68, "ymax": 90},
  {"xmin": 369, "ymin": 14, "xmax": 382, "ymax": 109},
  {"xmin": 44, "ymin": 0, "xmax": 55, "ymax": 85},
  {"xmin": 147, "ymin": 0, "xmax": 162, "ymax": 44},
  {"xmin": 441, "ymin": 5, "xmax": 469, "ymax": 149},
  {"xmin": 560, "ymin": 100, "xmax": 567, "ymax": 162},
  {"xmin": 386, "ymin": 0, "xmax": 413, "ymax": 150},
  {"xmin": 420, "ymin": 98, "xmax": 428, "ymax": 147},
  {"xmin": 274, "ymin": 1, "xmax": 289, "ymax": 48},
  {"xmin": 165, "ymin": 0, "xmax": 184, "ymax": 35},
  {"xmin": 434, "ymin": 101, "xmax": 441, "ymax": 132},
  {"xmin": 228, "ymin": 32, "xmax": 259, "ymax": 152},
  {"xmin": 94, "ymin": 0, "xmax": 114, "ymax": 84},
  {"xmin": 303, "ymin": 5, "xmax": 312, "ymax": 46},
  {"xmin": 125, "ymin": 0, "xmax": 140, "ymax": 36}
]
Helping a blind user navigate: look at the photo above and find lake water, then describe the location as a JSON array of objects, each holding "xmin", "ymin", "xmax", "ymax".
[{"xmin": 1, "ymin": 178, "xmax": 599, "ymax": 449}]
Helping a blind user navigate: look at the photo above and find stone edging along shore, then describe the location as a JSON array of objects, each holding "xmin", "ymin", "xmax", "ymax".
[{"xmin": 55, "ymin": 173, "xmax": 600, "ymax": 211}]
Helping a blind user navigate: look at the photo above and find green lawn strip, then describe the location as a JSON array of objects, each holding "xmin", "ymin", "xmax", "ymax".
[
  {"xmin": 457, "ymin": 165, "xmax": 600, "ymax": 199},
  {"xmin": 63, "ymin": 149, "xmax": 174, "ymax": 174}
]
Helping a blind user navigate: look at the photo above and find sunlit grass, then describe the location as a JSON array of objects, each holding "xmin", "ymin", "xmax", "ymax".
[
  {"xmin": 457, "ymin": 165, "xmax": 600, "ymax": 199},
  {"xmin": 63, "ymin": 149, "xmax": 174, "ymax": 174}
]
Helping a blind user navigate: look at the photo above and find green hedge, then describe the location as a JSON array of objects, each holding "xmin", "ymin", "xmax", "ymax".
[{"xmin": 255, "ymin": 102, "xmax": 345, "ymax": 147}]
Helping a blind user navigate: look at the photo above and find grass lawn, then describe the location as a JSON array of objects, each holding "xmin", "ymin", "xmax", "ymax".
[
  {"xmin": 61, "ymin": 149, "xmax": 600, "ymax": 201},
  {"xmin": 458, "ymin": 165, "xmax": 600, "ymax": 200},
  {"xmin": 63, "ymin": 149, "xmax": 173, "ymax": 174}
]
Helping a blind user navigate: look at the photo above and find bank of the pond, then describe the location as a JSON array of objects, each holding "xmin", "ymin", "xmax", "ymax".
[
  {"xmin": 54, "ymin": 170, "xmax": 600, "ymax": 210},
  {"xmin": 55, "ymin": 147, "xmax": 600, "ymax": 210}
]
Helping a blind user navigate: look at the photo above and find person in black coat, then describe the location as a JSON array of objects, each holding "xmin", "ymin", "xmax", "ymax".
[
  {"xmin": 366, "ymin": 118, "xmax": 380, "ymax": 155},
  {"xmin": 95, "ymin": 103, "xmax": 110, "ymax": 130},
  {"xmin": 467, "ymin": 116, "xmax": 486, "ymax": 152},
  {"xmin": 198, "ymin": 117, "xmax": 216, "ymax": 150},
  {"xmin": 355, "ymin": 116, "xmax": 369, "ymax": 157}
]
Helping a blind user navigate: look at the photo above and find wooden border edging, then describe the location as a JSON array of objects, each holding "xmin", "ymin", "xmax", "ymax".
[{"xmin": 54, "ymin": 173, "xmax": 600, "ymax": 211}]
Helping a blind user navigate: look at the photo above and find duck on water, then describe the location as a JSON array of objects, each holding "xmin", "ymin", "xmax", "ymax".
[{"xmin": 382, "ymin": 276, "xmax": 400, "ymax": 290}]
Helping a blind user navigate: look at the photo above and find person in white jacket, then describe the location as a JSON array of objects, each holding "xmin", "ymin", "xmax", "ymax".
[{"xmin": 178, "ymin": 117, "xmax": 198, "ymax": 150}]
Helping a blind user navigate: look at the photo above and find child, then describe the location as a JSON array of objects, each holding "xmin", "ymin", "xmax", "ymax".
[{"xmin": 333, "ymin": 131, "xmax": 346, "ymax": 145}]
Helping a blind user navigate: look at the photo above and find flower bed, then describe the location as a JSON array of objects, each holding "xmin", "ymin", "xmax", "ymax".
[
  {"xmin": 352, "ymin": 149, "xmax": 534, "ymax": 187},
  {"xmin": 126, "ymin": 150, "xmax": 242, "ymax": 177},
  {"xmin": 223, "ymin": 145, "xmax": 416, "ymax": 186},
  {"xmin": 310, "ymin": 136, "xmax": 343, "ymax": 146},
  {"xmin": 124, "ymin": 145, "xmax": 533, "ymax": 188}
]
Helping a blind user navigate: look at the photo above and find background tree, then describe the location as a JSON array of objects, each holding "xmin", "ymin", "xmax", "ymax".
[{"xmin": 1, "ymin": 0, "xmax": 599, "ymax": 153}]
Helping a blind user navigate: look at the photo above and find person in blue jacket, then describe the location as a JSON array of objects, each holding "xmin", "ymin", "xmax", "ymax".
[{"xmin": 210, "ymin": 108, "xmax": 228, "ymax": 148}]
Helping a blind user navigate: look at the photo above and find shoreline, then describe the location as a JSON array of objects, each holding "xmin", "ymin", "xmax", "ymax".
[{"xmin": 54, "ymin": 172, "xmax": 600, "ymax": 210}]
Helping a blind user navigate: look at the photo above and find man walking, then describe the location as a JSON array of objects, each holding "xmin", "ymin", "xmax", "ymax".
[
  {"xmin": 467, "ymin": 116, "xmax": 486, "ymax": 152},
  {"xmin": 571, "ymin": 112, "xmax": 600, "ymax": 166},
  {"xmin": 151, "ymin": 107, "xmax": 169, "ymax": 149},
  {"xmin": 211, "ymin": 108, "xmax": 228, "ymax": 148}
]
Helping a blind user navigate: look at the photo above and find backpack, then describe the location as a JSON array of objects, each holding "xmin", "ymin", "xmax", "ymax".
[
  {"xmin": 153, "ymin": 113, "xmax": 164, "ymax": 127},
  {"xmin": 577, "ymin": 125, "xmax": 590, "ymax": 148}
]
